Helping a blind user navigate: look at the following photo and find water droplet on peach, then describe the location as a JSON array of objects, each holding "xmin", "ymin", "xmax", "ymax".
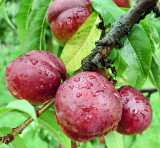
[
  {"xmin": 39, "ymin": 70, "xmax": 42, "ymax": 74},
  {"xmin": 89, "ymin": 75, "xmax": 96, "ymax": 80},
  {"xmin": 76, "ymin": 92, "xmax": 82, "ymax": 98},
  {"xmin": 132, "ymin": 109, "xmax": 139, "ymax": 117},
  {"xmin": 31, "ymin": 59, "xmax": 38, "ymax": 65},
  {"xmin": 40, "ymin": 85, "xmax": 44, "ymax": 90},
  {"xmin": 40, "ymin": 79, "xmax": 44, "ymax": 83},
  {"xmin": 44, "ymin": 71, "xmax": 48, "ymax": 76},
  {"xmin": 74, "ymin": 77, "xmax": 80, "ymax": 82},
  {"xmin": 49, "ymin": 84, "xmax": 53, "ymax": 89},
  {"xmin": 140, "ymin": 112, "xmax": 146, "ymax": 119},
  {"xmin": 135, "ymin": 97, "xmax": 140, "ymax": 103},
  {"xmin": 58, "ymin": 22, "xmax": 63, "ymax": 29},
  {"xmin": 85, "ymin": 114, "xmax": 92, "ymax": 123},
  {"xmin": 12, "ymin": 88, "xmax": 18, "ymax": 96},
  {"xmin": 83, "ymin": 82, "xmax": 93, "ymax": 89},
  {"xmin": 114, "ymin": 92, "xmax": 118, "ymax": 97},
  {"xmin": 144, "ymin": 109, "xmax": 148, "ymax": 112},
  {"xmin": 69, "ymin": 85, "xmax": 74, "ymax": 89}
]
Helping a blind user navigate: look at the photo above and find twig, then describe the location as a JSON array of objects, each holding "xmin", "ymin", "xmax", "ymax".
[
  {"xmin": 141, "ymin": 87, "xmax": 158, "ymax": 98},
  {"xmin": 0, "ymin": 98, "xmax": 55, "ymax": 144},
  {"xmin": 141, "ymin": 87, "xmax": 158, "ymax": 93},
  {"xmin": 76, "ymin": 0, "xmax": 158, "ymax": 73}
]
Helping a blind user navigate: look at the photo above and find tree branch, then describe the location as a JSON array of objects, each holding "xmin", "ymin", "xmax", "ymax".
[
  {"xmin": 141, "ymin": 87, "xmax": 157, "ymax": 93},
  {"xmin": 0, "ymin": 99, "xmax": 55, "ymax": 144},
  {"xmin": 141, "ymin": 87, "xmax": 158, "ymax": 98},
  {"xmin": 76, "ymin": 0, "xmax": 158, "ymax": 73}
]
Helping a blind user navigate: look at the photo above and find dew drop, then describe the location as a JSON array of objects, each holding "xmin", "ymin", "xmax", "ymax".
[
  {"xmin": 144, "ymin": 109, "xmax": 148, "ymax": 112},
  {"xmin": 69, "ymin": 85, "xmax": 74, "ymax": 89},
  {"xmin": 140, "ymin": 112, "xmax": 146, "ymax": 119},
  {"xmin": 82, "ymin": 82, "xmax": 93, "ymax": 89},
  {"xmin": 67, "ymin": 17, "xmax": 72, "ymax": 30},
  {"xmin": 49, "ymin": 66, "xmax": 52, "ymax": 71},
  {"xmin": 82, "ymin": 105, "xmax": 94, "ymax": 112},
  {"xmin": 19, "ymin": 58, "xmax": 23, "ymax": 62},
  {"xmin": 39, "ymin": 70, "xmax": 42, "ymax": 74},
  {"xmin": 31, "ymin": 59, "xmax": 38, "ymax": 65},
  {"xmin": 135, "ymin": 116, "xmax": 140, "ymax": 122},
  {"xmin": 58, "ymin": 22, "xmax": 63, "ymax": 29},
  {"xmin": 89, "ymin": 75, "xmax": 96, "ymax": 80},
  {"xmin": 12, "ymin": 88, "xmax": 17, "ymax": 96},
  {"xmin": 20, "ymin": 74, "xmax": 23, "ymax": 77},
  {"xmin": 92, "ymin": 90, "xmax": 104, "ymax": 97},
  {"xmin": 40, "ymin": 79, "xmax": 44, "ymax": 83},
  {"xmin": 114, "ymin": 92, "xmax": 118, "ymax": 97},
  {"xmin": 135, "ymin": 97, "xmax": 140, "ymax": 103},
  {"xmin": 103, "ymin": 86, "xmax": 106, "ymax": 89},
  {"xmin": 74, "ymin": 12, "xmax": 78, "ymax": 15},
  {"xmin": 44, "ymin": 71, "xmax": 48, "ymax": 76},
  {"xmin": 49, "ymin": 84, "xmax": 53, "ymax": 89},
  {"xmin": 50, "ymin": 75, "xmax": 54, "ymax": 79},
  {"xmin": 132, "ymin": 109, "xmax": 139, "ymax": 117},
  {"xmin": 74, "ymin": 77, "xmax": 80, "ymax": 82},
  {"xmin": 40, "ymin": 85, "xmax": 44, "ymax": 90},
  {"xmin": 126, "ymin": 127, "xmax": 132, "ymax": 132},
  {"xmin": 76, "ymin": 92, "xmax": 82, "ymax": 98},
  {"xmin": 85, "ymin": 11, "xmax": 88, "ymax": 15},
  {"xmin": 85, "ymin": 114, "xmax": 92, "ymax": 123},
  {"xmin": 125, "ymin": 98, "xmax": 129, "ymax": 104}
]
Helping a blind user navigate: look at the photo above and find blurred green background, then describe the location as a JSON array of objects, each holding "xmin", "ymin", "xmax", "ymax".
[{"xmin": 0, "ymin": 0, "xmax": 160, "ymax": 148}]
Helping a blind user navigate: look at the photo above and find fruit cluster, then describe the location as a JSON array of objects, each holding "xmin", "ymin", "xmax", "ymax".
[
  {"xmin": 4, "ymin": 0, "xmax": 153, "ymax": 144},
  {"xmin": 5, "ymin": 50, "xmax": 152, "ymax": 142}
]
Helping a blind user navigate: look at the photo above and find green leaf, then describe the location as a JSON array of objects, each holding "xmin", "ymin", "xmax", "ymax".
[
  {"xmin": 0, "ymin": 107, "xmax": 13, "ymax": 115},
  {"xmin": 146, "ymin": 15, "xmax": 160, "ymax": 45},
  {"xmin": 24, "ymin": 0, "xmax": 51, "ymax": 51},
  {"xmin": 115, "ymin": 53, "xmax": 128, "ymax": 77},
  {"xmin": 91, "ymin": 0, "xmax": 125, "ymax": 25},
  {"xmin": 26, "ymin": 0, "xmax": 51, "ymax": 30},
  {"xmin": 38, "ymin": 110, "xmax": 71, "ymax": 148},
  {"xmin": 0, "ymin": 4, "xmax": 16, "ymax": 30},
  {"xmin": 6, "ymin": 100, "xmax": 37, "ymax": 122},
  {"xmin": 0, "ymin": 127, "xmax": 27, "ymax": 148},
  {"xmin": 24, "ymin": 7, "xmax": 48, "ymax": 51},
  {"xmin": 17, "ymin": 0, "xmax": 34, "ymax": 45},
  {"xmin": 0, "ymin": 0, "xmax": 5, "ymax": 6},
  {"xmin": 140, "ymin": 18, "xmax": 156, "ymax": 52},
  {"xmin": 118, "ymin": 24, "xmax": 152, "ymax": 89},
  {"xmin": 105, "ymin": 132, "xmax": 124, "ymax": 148},
  {"xmin": 149, "ymin": 54, "xmax": 160, "ymax": 93},
  {"xmin": 60, "ymin": 11, "xmax": 101, "ymax": 73},
  {"xmin": 123, "ymin": 135, "xmax": 136, "ymax": 148},
  {"xmin": 81, "ymin": 141, "xmax": 94, "ymax": 148}
]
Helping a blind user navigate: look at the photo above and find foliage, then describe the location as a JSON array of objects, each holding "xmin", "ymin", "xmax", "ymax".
[{"xmin": 0, "ymin": 0, "xmax": 160, "ymax": 148}]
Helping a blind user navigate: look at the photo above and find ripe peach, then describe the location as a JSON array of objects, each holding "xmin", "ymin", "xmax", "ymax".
[
  {"xmin": 55, "ymin": 72, "xmax": 122, "ymax": 141},
  {"xmin": 5, "ymin": 51, "xmax": 66, "ymax": 105},
  {"xmin": 117, "ymin": 85, "xmax": 153, "ymax": 135},
  {"xmin": 46, "ymin": 0, "xmax": 91, "ymax": 44}
]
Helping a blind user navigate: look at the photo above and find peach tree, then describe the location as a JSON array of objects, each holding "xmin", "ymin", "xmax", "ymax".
[{"xmin": 0, "ymin": 0, "xmax": 160, "ymax": 148}]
